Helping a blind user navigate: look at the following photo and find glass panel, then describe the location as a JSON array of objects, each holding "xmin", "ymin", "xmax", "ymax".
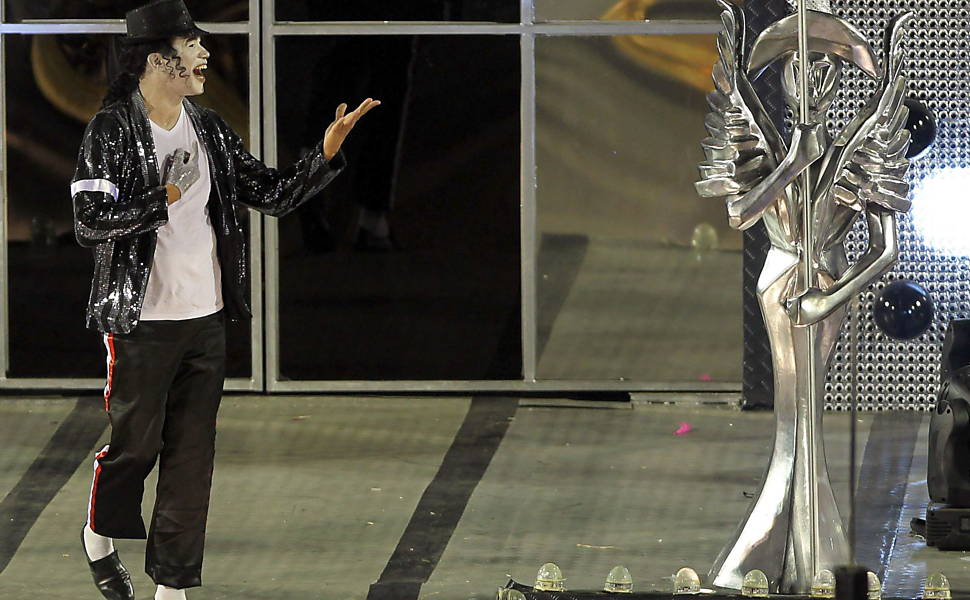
[
  {"xmin": 536, "ymin": 0, "xmax": 720, "ymax": 21},
  {"xmin": 3, "ymin": 0, "xmax": 247, "ymax": 22},
  {"xmin": 275, "ymin": 35, "xmax": 521, "ymax": 380},
  {"xmin": 535, "ymin": 34, "xmax": 740, "ymax": 382},
  {"xmin": 275, "ymin": 0, "xmax": 519, "ymax": 22},
  {"xmin": 4, "ymin": 34, "xmax": 252, "ymax": 378}
]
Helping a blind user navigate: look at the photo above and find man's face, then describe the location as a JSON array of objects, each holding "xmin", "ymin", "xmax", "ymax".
[{"xmin": 156, "ymin": 36, "xmax": 209, "ymax": 97}]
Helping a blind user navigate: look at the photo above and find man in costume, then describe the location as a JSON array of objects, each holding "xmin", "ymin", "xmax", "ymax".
[{"xmin": 70, "ymin": 2, "xmax": 379, "ymax": 599}]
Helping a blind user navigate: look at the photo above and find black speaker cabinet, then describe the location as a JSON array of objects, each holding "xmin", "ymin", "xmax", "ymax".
[{"xmin": 924, "ymin": 319, "xmax": 970, "ymax": 550}]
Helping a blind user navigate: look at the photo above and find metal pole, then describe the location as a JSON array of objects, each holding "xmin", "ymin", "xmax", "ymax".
[
  {"xmin": 521, "ymin": 0, "xmax": 537, "ymax": 382},
  {"xmin": 0, "ymin": 2, "xmax": 7, "ymax": 379},
  {"xmin": 796, "ymin": 0, "xmax": 821, "ymax": 579},
  {"xmin": 263, "ymin": 0, "xmax": 281, "ymax": 391},
  {"xmin": 247, "ymin": 0, "xmax": 264, "ymax": 391},
  {"xmin": 849, "ymin": 296, "xmax": 858, "ymax": 563}
]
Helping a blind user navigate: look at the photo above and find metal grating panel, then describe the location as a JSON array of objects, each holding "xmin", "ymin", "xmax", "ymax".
[{"xmin": 820, "ymin": 0, "xmax": 970, "ymax": 411}]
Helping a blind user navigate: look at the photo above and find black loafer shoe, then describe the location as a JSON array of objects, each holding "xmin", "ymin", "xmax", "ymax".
[{"xmin": 82, "ymin": 530, "xmax": 135, "ymax": 600}]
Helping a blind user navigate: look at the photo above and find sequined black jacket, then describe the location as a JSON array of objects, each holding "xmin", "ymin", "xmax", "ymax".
[{"xmin": 71, "ymin": 91, "xmax": 344, "ymax": 334}]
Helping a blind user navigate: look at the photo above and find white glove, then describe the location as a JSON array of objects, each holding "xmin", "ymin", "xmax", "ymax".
[{"xmin": 162, "ymin": 141, "xmax": 201, "ymax": 196}]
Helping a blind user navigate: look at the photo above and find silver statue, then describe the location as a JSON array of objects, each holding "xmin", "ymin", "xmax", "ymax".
[{"xmin": 696, "ymin": 0, "xmax": 914, "ymax": 593}]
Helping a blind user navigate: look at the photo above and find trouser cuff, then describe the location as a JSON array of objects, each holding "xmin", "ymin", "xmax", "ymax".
[
  {"xmin": 146, "ymin": 563, "xmax": 202, "ymax": 589},
  {"xmin": 91, "ymin": 521, "xmax": 147, "ymax": 540}
]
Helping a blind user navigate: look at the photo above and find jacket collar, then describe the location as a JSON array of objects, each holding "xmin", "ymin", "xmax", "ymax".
[
  {"xmin": 182, "ymin": 99, "xmax": 225, "ymax": 210},
  {"xmin": 129, "ymin": 89, "xmax": 161, "ymax": 187}
]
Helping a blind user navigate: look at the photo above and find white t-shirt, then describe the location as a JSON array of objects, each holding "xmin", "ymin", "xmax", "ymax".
[{"xmin": 140, "ymin": 104, "xmax": 224, "ymax": 321}]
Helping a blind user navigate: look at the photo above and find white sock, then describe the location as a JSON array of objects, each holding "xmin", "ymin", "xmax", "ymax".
[
  {"xmin": 82, "ymin": 523, "xmax": 114, "ymax": 561},
  {"xmin": 155, "ymin": 584, "xmax": 187, "ymax": 600}
]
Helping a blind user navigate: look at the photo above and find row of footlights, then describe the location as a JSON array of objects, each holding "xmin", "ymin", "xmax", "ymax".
[{"xmin": 503, "ymin": 564, "xmax": 953, "ymax": 599}]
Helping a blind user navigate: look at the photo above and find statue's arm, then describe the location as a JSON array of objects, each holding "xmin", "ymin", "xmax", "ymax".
[
  {"xmin": 786, "ymin": 209, "xmax": 898, "ymax": 325},
  {"xmin": 726, "ymin": 123, "xmax": 823, "ymax": 230}
]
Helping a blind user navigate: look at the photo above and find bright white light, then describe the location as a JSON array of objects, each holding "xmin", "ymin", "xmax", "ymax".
[{"xmin": 911, "ymin": 168, "xmax": 970, "ymax": 257}]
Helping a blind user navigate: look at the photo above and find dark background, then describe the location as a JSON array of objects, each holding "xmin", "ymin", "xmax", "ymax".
[{"xmin": 274, "ymin": 34, "xmax": 521, "ymax": 380}]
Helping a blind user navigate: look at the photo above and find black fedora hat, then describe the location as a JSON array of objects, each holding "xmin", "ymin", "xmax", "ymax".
[{"xmin": 122, "ymin": 0, "xmax": 209, "ymax": 44}]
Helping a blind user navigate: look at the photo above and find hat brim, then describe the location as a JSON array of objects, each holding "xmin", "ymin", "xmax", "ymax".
[
  {"xmin": 746, "ymin": 11, "xmax": 880, "ymax": 80},
  {"xmin": 120, "ymin": 25, "xmax": 210, "ymax": 45}
]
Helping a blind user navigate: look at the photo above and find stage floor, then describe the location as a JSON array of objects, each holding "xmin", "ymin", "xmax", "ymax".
[{"xmin": 0, "ymin": 396, "xmax": 961, "ymax": 599}]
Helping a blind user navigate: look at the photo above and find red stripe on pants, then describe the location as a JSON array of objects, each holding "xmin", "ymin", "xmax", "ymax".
[
  {"xmin": 104, "ymin": 333, "xmax": 116, "ymax": 412},
  {"xmin": 88, "ymin": 446, "xmax": 110, "ymax": 529}
]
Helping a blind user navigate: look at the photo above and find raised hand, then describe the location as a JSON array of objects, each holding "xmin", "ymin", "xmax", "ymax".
[{"xmin": 322, "ymin": 98, "xmax": 381, "ymax": 160}]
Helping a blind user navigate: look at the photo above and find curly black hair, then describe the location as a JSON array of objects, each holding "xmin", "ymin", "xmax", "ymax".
[{"xmin": 102, "ymin": 37, "xmax": 184, "ymax": 108}]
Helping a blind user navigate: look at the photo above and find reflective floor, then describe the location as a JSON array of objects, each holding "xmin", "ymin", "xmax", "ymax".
[{"xmin": 0, "ymin": 396, "xmax": 963, "ymax": 599}]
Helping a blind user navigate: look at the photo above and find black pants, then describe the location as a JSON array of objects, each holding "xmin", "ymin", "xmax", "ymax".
[{"xmin": 86, "ymin": 311, "xmax": 226, "ymax": 589}]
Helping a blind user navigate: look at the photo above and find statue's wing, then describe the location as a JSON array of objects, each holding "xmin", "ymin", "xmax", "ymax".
[
  {"xmin": 695, "ymin": 1, "xmax": 780, "ymax": 199},
  {"xmin": 830, "ymin": 81, "xmax": 911, "ymax": 213},
  {"xmin": 828, "ymin": 14, "xmax": 914, "ymax": 214}
]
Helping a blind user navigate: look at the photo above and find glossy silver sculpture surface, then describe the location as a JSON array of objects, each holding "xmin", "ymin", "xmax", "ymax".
[{"xmin": 696, "ymin": 0, "xmax": 914, "ymax": 593}]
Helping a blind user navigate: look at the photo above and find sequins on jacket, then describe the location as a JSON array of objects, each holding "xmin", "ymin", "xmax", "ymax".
[{"xmin": 71, "ymin": 90, "xmax": 345, "ymax": 333}]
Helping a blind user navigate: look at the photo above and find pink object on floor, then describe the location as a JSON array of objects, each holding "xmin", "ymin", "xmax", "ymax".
[
  {"xmin": 699, "ymin": 374, "xmax": 713, "ymax": 381},
  {"xmin": 674, "ymin": 423, "xmax": 693, "ymax": 436}
]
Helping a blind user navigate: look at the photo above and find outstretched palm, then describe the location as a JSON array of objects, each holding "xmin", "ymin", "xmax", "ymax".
[{"xmin": 323, "ymin": 98, "xmax": 381, "ymax": 160}]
